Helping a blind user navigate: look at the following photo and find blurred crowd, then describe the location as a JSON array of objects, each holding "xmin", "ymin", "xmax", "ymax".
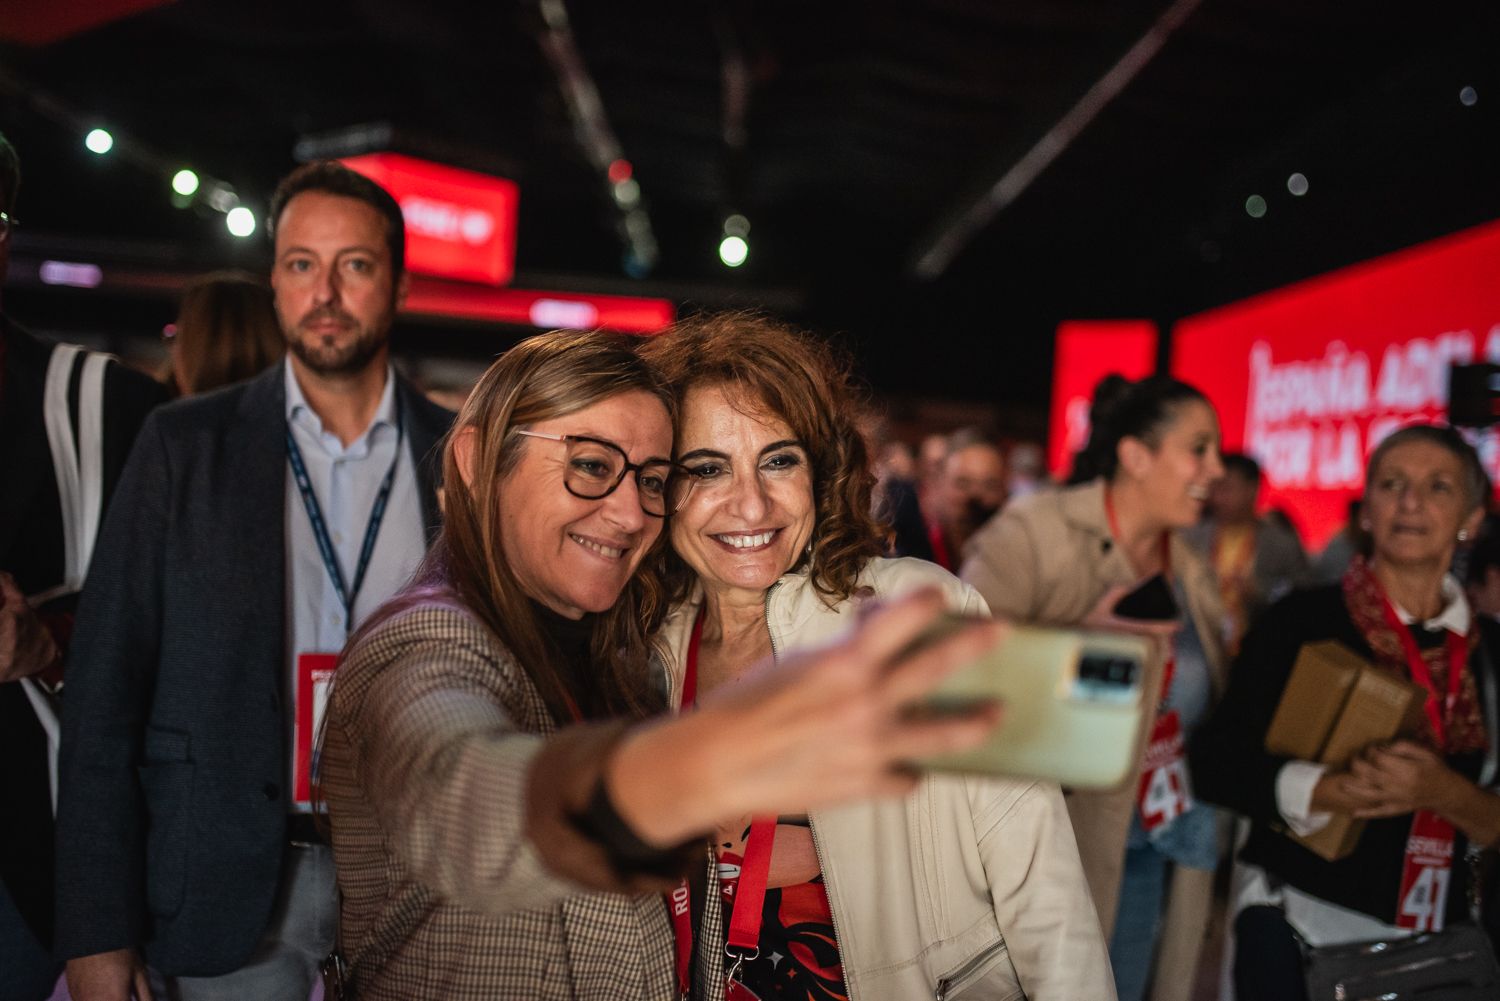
[{"xmin": 5, "ymin": 124, "xmax": 1500, "ymax": 1001}]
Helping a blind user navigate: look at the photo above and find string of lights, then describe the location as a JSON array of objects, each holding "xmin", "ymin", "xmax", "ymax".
[{"xmin": 1, "ymin": 68, "xmax": 260, "ymax": 239}]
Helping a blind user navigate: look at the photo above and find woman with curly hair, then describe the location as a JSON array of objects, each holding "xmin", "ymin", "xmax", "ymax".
[
  {"xmin": 318, "ymin": 329, "xmax": 1008, "ymax": 1000},
  {"xmin": 641, "ymin": 314, "xmax": 1112, "ymax": 1001}
]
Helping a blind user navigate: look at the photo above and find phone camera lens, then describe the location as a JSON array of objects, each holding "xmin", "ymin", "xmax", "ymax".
[{"xmin": 1080, "ymin": 655, "xmax": 1138, "ymax": 687}]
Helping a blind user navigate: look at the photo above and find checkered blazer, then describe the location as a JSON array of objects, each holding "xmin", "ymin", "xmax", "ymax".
[{"xmin": 322, "ymin": 598, "xmax": 725, "ymax": 999}]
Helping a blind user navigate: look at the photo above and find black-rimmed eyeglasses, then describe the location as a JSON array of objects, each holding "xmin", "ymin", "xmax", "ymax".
[{"xmin": 515, "ymin": 429, "xmax": 677, "ymax": 517}]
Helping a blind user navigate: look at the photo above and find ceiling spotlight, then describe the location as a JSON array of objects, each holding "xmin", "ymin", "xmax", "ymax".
[
  {"xmin": 1245, "ymin": 194, "xmax": 1267, "ymax": 219},
  {"xmin": 611, "ymin": 178, "xmax": 641, "ymax": 208},
  {"xmin": 226, "ymin": 207, "xmax": 257, "ymax": 238},
  {"xmin": 1286, "ymin": 173, "xmax": 1309, "ymax": 197},
  {"xmin": 172, "ymin": 169, "xmax": 200, "ymax": 197},
  {"xmin": 84, "ymin": 129, "xmax": 114, "ymax": 155},
  {"xmin": 1461, "ymin": 86, "xmax": 1478, "ymax": 107},
  {"xmin": 719, "ymin": 234, "xmax": 748, "ymax": 268},
  {"xmin": 204, "ymin": 184, "xmax": 239, "ymax": 214}
]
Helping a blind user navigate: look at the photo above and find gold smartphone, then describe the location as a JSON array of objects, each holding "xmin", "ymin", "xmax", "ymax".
[{"xmin": 915, "ymin": 616, "xmax": 1150, "ymax": 791}]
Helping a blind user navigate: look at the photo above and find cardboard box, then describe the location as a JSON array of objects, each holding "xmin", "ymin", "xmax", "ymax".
[
  {"xmin": 1263, "ymin": 640, "xmax": 1427, "ymax": 861},
  {"xmin": 1265, "ymin": 641, "xmax": 1365, "ymax": 760}
]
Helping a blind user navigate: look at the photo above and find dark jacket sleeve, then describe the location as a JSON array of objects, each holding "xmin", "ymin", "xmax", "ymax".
[
  {"xmin": 53, "ymin": 411, "xmax": 171, "ymax": 960},
  {"xmin": 1189, "ymin": 593, "xmax": 1313, "ymax": 823},
  {"xmin": 100, "ymin": 359, "xmax": 170, "ymax": 521}
]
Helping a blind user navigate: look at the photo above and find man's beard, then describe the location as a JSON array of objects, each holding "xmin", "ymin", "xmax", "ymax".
[{"xmin": 283, "ymin": 306, "xmax": 390, "ymax": 377}]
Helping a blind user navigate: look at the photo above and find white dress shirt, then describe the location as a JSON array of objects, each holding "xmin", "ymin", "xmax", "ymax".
[{"xmin": 283, "ymin": 360, "xmax": 427, "ymax": 810}]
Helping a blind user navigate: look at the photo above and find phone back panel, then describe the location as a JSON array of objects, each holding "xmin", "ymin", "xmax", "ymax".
[{"xmin": 920, "ymin": 625, "xmax": 1149, "ymax": 791}]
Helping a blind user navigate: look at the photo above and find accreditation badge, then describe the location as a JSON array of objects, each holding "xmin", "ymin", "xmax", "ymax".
[
  {"xmin": 1136, "ymin": 709, "xmax": 1192, "ymax": 832},
  {"xmin": 1395, "ymin": 810, "xmax": 1456, "ymax": 932},
  {"xmin": 294, "ymin": 652, "xmax": 340, "ymax": 807}
]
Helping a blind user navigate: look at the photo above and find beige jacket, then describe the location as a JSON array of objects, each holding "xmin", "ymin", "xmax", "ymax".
[
  {"xmin": 656, "ymin": 557, "xmax": 1115, "ymax": 1001},
  {"xmin": 959, "ymin": 481, "xmax": 1227, "ymax": 1001}
]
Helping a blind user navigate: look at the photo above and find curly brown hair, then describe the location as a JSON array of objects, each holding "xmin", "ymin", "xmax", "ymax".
[{"xmin": 639, "ymin": 312, "xmax": 885, "ymax": 608}]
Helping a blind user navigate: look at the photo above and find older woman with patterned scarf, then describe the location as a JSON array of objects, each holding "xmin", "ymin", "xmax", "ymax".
[{"xmin": 1192, "ymin": 424, "xmax": 1500, "ymax": 1000}]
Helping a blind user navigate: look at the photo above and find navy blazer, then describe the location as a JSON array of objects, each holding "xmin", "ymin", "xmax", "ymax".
[{"xmin": 53, "ymin": 363, "xmax": 452, "ymax": 975}]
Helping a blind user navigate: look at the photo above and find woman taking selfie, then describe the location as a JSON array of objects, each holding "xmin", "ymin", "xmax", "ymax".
[
  {"xmin": 318, "ymin": 330, "xmax": 1003, "ymax": 1000},
  {"xmin": 1192, "ymin": 424, "xmax": 1500, "ymax": 1000},
  {"xmin": 642, "ymin": 314, "xmax": 1111, "ymax": 1001},
  {"xmin": 961, "ymin": 375, "xmax": 1228, "ymax": 1001}
]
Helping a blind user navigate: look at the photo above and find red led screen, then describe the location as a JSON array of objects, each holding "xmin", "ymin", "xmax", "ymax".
[
  {"xmin": 1047, "ymin": 320, "xmax": 1159, "ymax": 478},
  {"xmin": 341, "ymin": 153, "xmax": 519, "ymax": 287},
  {"xmin": 403, "ymin": 279, "xmax": 674, "ymax": 335},
  {"xmin": 0, "ymin": 0, "xmax": 172, "ymax": 45},
  {"xmin": 1171, "ymin": 217, "xmax": 1500, "ymax": 551}
]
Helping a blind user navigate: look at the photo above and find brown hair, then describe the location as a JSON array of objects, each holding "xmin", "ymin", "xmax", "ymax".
[
  {"xmin": 164, "ymin": 271, "xmax": 284, "ymax": 396},
  {"xmin": 640, "ymin": 312, "xmax": 885, "ymax": 606},
  {"xmin": 269, "ymin": 161, "xmax": 406, "ymax": 276},
  {"xmin": 356, "ymin": 329, "xmax": 674, "ymax": 723},
  {"xmin": 1068, "ymin": 374, "xmax": 1210, "ymax": 485}
]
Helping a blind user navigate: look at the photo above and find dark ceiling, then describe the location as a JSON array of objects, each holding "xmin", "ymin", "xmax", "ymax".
[{"xmin": 1, "ymin": 0, "xmax": 1498, "ymax": 413}]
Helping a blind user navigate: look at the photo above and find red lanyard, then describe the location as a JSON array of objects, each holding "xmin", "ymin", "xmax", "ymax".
[
  {"xmin": 926, "ymin": 515, "xmax": 953, "ymax": 571},
  {"xmin": 1377, "ymin": 588, "xmax": 1468, "ymax": 933},
  {"xmin": 1103, "ymin": 488, "xmax": 1171, "ymax": 576},
  {"xmin": 724, "ymin": 817, "xmax": 777, "ymax": 982},
  {"xmin": 1376, "ymin": 593, "xmax": 1466, "ymax": 749},
  {"xmin": 683, "ymin": 608, "xmax": 778, "ymax": 989},
  {"xmin": 683, "ymin": 608, "xmax": 703, "ymax": 709},
  {"xmin": 663, "ymin": 610, "xmax": 709, "ymax": 1000}
]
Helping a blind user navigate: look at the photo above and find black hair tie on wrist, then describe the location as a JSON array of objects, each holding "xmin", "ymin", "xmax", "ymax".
[{"xmin": 573, "ymin": 775, "xmax": 692, "ymax": 879}]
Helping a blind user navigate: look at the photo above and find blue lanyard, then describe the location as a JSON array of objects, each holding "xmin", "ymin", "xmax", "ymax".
[{"xmin": 285, "ymin": 391, "xmax": 404, "ymax": 633}]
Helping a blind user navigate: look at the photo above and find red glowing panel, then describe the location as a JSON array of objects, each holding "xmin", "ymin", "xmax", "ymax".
[
  {"xmin": 1047, "ymin": 320, "xmax": 1159, "ymax": 478},
  {"xmin": 403, "ymin": 278, "xmax": 675, "ymax": 335},
  {"xmin": 0, "ymin": 0, "xmax": 172, "ymax": 45},
  {"xmin": 1172, "ymin": 217, "xmax": 1500, "ymax": 552},
  {"xmin": 341, "ymin": 153, "xmax": 518, "ymax": 287}
]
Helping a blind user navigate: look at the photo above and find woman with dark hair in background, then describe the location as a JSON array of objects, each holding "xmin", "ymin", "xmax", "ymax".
[
  {"xmin": 318, "ymin": 329, "xmax": 1004, "ymax": 1000},
  {"xmin": 641, "ymin": 313, "xmax": 1111, "ymax": 1001},
  {"xmin": 160, "ymin": 270, "xmax": 283, "ymax": 397},
  {"xmin": 1192, "ymin": 424, "xmax": 1500, "ymax": 1000},
  {"xmin": 962, "ymin": 374, "xmax": 1229, "ymax": 1001}
]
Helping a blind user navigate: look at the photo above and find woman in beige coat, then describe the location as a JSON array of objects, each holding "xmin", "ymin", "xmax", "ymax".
[
  {"xmin": 961, "ymin": 375, "xmax": 1228, "ymax": 1001},
  {"xmin": 642, "ymin": 313, "xmax": 1113, "ymax": 1001}
]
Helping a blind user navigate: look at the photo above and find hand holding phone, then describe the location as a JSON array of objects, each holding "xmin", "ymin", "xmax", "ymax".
[{"xmin": 915, "ymin": 616, "xmax": 1150, "ymax": 791}]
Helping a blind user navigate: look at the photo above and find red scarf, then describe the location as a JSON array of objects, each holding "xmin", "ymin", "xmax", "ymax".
[{"xmin": 1340, "ymin": 556, "xmax": 1487, "ymax": 755}]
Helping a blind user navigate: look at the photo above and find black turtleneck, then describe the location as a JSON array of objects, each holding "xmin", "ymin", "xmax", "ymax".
[
  {"xmin": 530, "ymin": 600, "xmax": 599, "ymax": 718},
  {"xmin": 533, "ymin": 600, "xmax": 696, "ymax": 881}
]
